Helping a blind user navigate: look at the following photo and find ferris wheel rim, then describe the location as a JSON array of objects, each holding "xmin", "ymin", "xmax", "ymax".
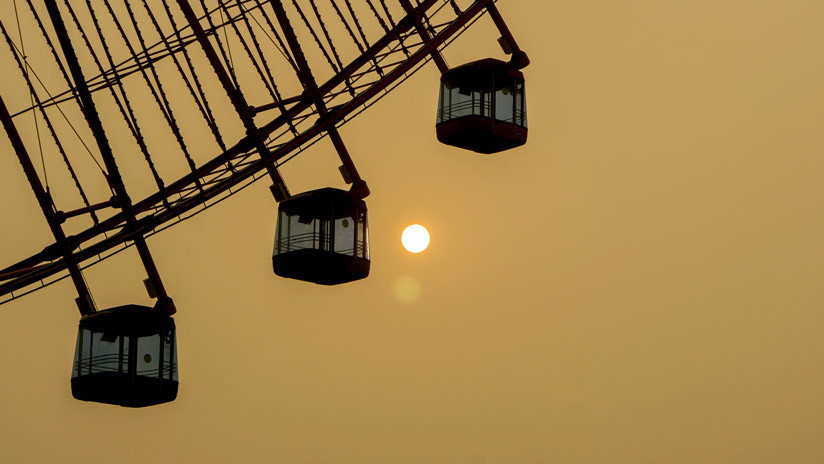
[{"xmin": 0, "ymin": 0, "xmax": 500, "ymax": 305}]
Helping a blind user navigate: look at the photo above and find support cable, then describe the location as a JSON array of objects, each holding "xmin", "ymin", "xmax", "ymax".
[
  {"xmin": 176, "ymin": 0, "xmax": 291, "ymax": 201},
  {"xmin": 217, "ymin": 0, "xmax": 278, "ymax": 102},
  {"xmin": 44, "ymin": 0, "xmax": 176, "ymax": 314},
  {"xmin": 145, "ymin": 0, "xmax": 228, "ymax": 153},
  {"xmin": 14, "ymin": 0, "xmax": 258, "ymax": 118},
  {"xmin": 1, "ymin": 22, "xmax": 99, "ymax": 224},
  {"xmin": 68, "ymin": 0, "xmax": 147, "ymax": 168},
  {"xmin": 13, "ymin": 1, "xmax": 48, "ymax": 190},
  {"xmin": 114, "ymin": 0, "xmax": 203, "ymax": 189},
  {"xmin": 269, "ymin": 0, "xmax": 368, "ymax": 198},
  {"xmin": 290, "ymin": 0, "xmax": 338, "ymax": 74},
  {"xmin": 215, "ymin": 0, "xmax": 237, "ymax": 85},
  {"xmin": 0, "ymin": 96, "xmax": 96, "ymax": 315},
  {"xmin": 306, "ymin": 0, "xmax": 356, "ymax": 95},
  {"xmin": 160, "ymin": 0, "xmax": 232, "ymax": 174},
  {"xmin": 1, "ymin": 0, "xmax": 490, "ymax": 301},
  {"xmin": 343, "ymin": 0, "xmax": 377, "ymax": 65},
  {"xmin": 70, "ymin": 0, "xmax": 169, "ymax": 205},
  {"xmin": 24, "ymin": 0, "xmax": 79, "ymax": 112},
  {"xmin": 365, "ymin": 0, "xmax": 390, "ymax": 34},
  {"xmin": 328, "ymin": 0, "xmax": 383, "ymax": 75},
  {"xmin": 328, "ymin": 0, "xmax": 366, "ymax": 52},
  {"xmin": 24, "ymin": 0, "xmax": 106, "ymax": 176},
  {"xmin": 249, "ymin": 0, "xmax": 298, "ymax": 72},
  {"xmin": 198, "ymin": 0, "xmax": 241, "ymax": 89},
  {"xmin": 234, "ymin": 0, "xmax": 299, "ymax": 135},
  {"xmin": 378, "ymin": 0, "xmax": 410, "ymax": 56}
]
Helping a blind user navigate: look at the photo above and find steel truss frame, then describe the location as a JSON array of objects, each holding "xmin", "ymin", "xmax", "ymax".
[{"xmin": 0, "ymin": 0, "xmax": 512, "ymax": 304}]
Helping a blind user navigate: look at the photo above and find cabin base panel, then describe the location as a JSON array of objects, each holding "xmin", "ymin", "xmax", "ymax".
[
  {"xmin": 273, "ymin": 249, "xmax": 370, "ymax": 285},
  {"xmin": 437, "ymin": 117, "xmax": 527, "ymax": 154},
  {"xmin": 72, "ymin": 372, "xmax": 178, "ymax": 407}
]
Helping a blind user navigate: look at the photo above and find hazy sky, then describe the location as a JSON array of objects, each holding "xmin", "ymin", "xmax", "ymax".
[{"xmin": 2, "ymin": 1, "xmax": 824, "ymax": 463}]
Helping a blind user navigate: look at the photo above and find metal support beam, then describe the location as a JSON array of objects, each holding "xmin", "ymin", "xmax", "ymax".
[
  {"xmin": 250, "ymin": 94, "xmax": 305, "ymax": 115},
  {"xmin": 175, "ymin": 0, "xmax": 290, "ymax": 201},
  {"xmin": 267, "ymin": 0, "xmax": 369, "ymax": 198},
  {"xmin": 0, "ymin": 0, "xmax": 490, "ymax": 299},
  {"xmin": 485, "ymin": 2, "xmax": 529, "ymax": 69},
  {"xmin": 43, "ymin": 0, "xmax": 175, "ymax": 314},
  {"xmin": 0, "ymin": 95, "xmax": 95, "ymax": 315},
  {"xmin": 56, "ymin": 199, "xmax": 114, "ymax": 222},
  {"xmin": 398, "ymin": 0, "xmax": 449, "ymax": 73}
]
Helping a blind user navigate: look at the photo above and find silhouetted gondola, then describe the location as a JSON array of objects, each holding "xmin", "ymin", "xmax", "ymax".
[
  {"xmin": 71, "ymin": 305, "xmax": 178, "ymax": 407},
  {"xmin": 273, "ymin": 188, "xmax": 370, "ymax": 285},
  {"xmin": 437, "ymin": 58, "xmax": 527, "ymax": 154},
  {"xmin": 0, "ymin": 0, "xmax": 529, "ymax": 408}
]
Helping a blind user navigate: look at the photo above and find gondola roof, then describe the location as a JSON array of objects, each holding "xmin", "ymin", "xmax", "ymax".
[
  {"xmin": 79, "ymin": 304, "xmax": 174, "ymax": 336},
  {"xmin": 278, "ymin": 187, "xmax": 366, "ymax": 219},
  {"xmin": 440, "ymin": 58, "xmax": 524, "ymax": 90}
]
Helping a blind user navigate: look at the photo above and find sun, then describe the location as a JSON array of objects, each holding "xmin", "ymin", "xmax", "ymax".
[{"xmin": 401, "ymin": 224, "xmax": 430, "ymax": 253}]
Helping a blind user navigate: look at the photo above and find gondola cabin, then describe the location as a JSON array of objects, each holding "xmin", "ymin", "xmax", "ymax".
[
  {"xmin": 71, "ymin": 305, "xmax": 178, "ymax": 407},
  {"xmin": 436, "ymin": 58, "xmax": 527, "ymax": 154},
  {"xmin": 273, "ymin": 188, "xmax": 370, "ymax": 285}
]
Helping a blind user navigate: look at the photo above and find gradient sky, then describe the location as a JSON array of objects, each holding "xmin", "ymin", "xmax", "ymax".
[{"xmin": 2, "ymin": 1, "xmax": 824, "ymax": 463}]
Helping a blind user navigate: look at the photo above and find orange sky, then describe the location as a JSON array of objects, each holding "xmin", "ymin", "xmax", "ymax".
[{"xmin": 2, "ymin": 1, "xmax": 824, "ymax": 462}]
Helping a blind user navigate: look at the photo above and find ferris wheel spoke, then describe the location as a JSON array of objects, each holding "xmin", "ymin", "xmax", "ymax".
[
  {"xmin": 1, "ymin": 0, "xmax": 508, "ymax": 303},
  {"xmin": 0, "ymin": 95, "xmax": 95, "ymax": 314}
]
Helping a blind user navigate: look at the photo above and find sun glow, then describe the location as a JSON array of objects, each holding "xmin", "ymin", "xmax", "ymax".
[{"xmin": 401, "ymin": 224, "xmax": 430, "ymax": 253}]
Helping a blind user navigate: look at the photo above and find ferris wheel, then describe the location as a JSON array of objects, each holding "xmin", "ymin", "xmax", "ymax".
[{"xmin": 0, "ymin": 0, "xmax": 529, "ymax": 407}]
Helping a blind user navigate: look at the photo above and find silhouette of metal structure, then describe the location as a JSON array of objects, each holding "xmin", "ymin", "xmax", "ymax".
[{"xmin": 0, "ymin": 0, "xmax": 528, "ymax": 406}]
